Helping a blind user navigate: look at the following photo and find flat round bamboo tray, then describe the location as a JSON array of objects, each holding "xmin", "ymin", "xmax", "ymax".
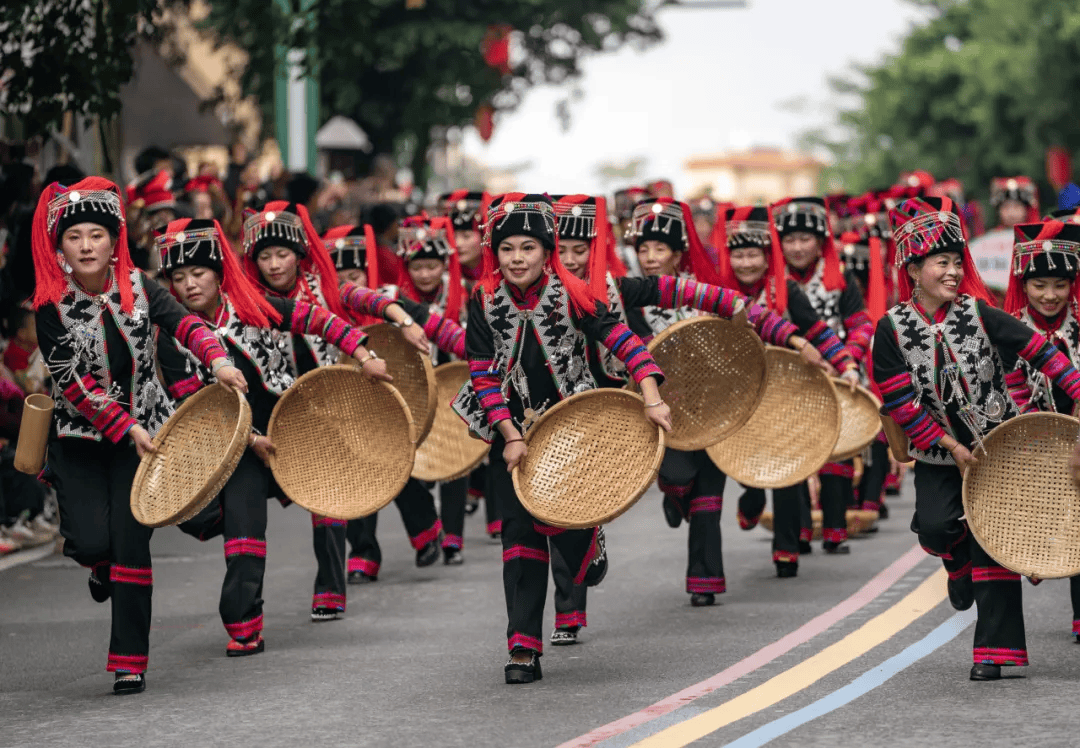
[
  {"xmin": 962, "ymin": 413, "xmax": 1080, "ymax": 579},
  {"xmin": 357, "ymin": 323, "xmax": 437, "ymax": 443},
  {"xmin": 829, "ymin": 381, "xmax": 883, "ymax": 462},
  {"xmin": 413, "ymin": 361, "xmax": 490, "ymax": 482},
  {"xmin": 130, "ymin": 384, "xmax": 251, "ymax": 528},
  {"xmin": 512, "ymin": 389, "xmax": 665, "ymax": 529},
  {"xmin": 645, "ymin": 315, "xmax": 767, "ymax": 451},
  {"xmin": 707, "ymin": 346, "xmax": 841, "ymax": 488},
  {"xmin": 268, "ymin": 365, "xmax": 416, "ymax": 520},
  {"xmin": 758, "ymin": 509, "xmax": 874, "ymax": 538}
]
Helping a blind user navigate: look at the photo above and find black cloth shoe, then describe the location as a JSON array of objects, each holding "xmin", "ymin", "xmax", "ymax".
[
  {"xmin": 662, "ymin": 495, "xmax": 683, "ymax": 529},
  {"xmin": 348, "ymin": 570, "xmax": 376, "ymax": 584},
  {"xmin": 776, "ymin": 562, "xmax": 798, "ymax": 578},
  {"xmin": 443, "ymin": 547, "xmax": 464, "ymax": 565},
  {"xmin": 878, "ymin": 503, "xmax": 890, "ymax": 520},
  {"xmin": 947, "ymin": 575, "xmax": 974, "ymax": 611},
  {"xmin": 583, "ymin": 527, "xmax": 608, "ymax": 587},
  {"xmin": 823, "ymin": 541, "xmax": 851, "ymax": 555},
  {"xmin": 88, "ymin": 568, "xmax": 111, "ymax": 603},
  {"xmin": 311, "ymin": 606, "xmax": 342, "ymax": 622},
  {"xmin": 504, "ymin": 650, "xmax": 543, "ymax": 684},
  {"xmin": 113, "ymin": 673, "xmax": 146, "ymax": 695},
  {"xmin": 690, "ymin": 593, "xmax": 715, "ymax": 607},
  {"xmin": 416, "ymin": 538, "xmax": 440, "ymax": 567},
  {"xmin": 799, "ymin": 540, "xmax": 813, "ymax": 555},
  {"xmin": 969, "ymin": 663, "xmax": 1001, "ymax": 681},
  {"xmin": 550, "ymin": 627, "xmax": 579, "ymax": 646}
]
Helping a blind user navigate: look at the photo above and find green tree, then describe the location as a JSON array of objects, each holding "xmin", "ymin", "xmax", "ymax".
[
  {"xmin": 814, "ymin": 0, "xmax": 1080, "ymax": 202},
  {"xmin": 198, "ymin": 0, "xmax": 662, "ymax": 183},
  {"xmin": 0, "ymin": 0, "xmax": 166, "ymax": 136}
]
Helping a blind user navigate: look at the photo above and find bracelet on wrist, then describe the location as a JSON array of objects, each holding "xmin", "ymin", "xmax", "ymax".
[
  {"xmin": 644, "ymin": 400, "xmax": 665, "ymax": 408},
  {"xmin": 504, "ymin": 437, "xmax": 524, "ymax": 444},
  {"xmin": 358, "ymin": 350, "xmax": 378, "ymax": 365},
  {"xmin": 211, "ymin": 358, "xmax": 231, "ymax": 374}
]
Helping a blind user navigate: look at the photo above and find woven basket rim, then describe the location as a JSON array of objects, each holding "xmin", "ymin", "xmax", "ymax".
[
  {"xmin": 828, "ymin": 379, "xmax": 883, "ymax": 462},
  {"xmin": 706, "ymin": 345, "xmax": 841, "ymax": 488},
  {"xmin": 362, "ymin": 322, "xmax": 438, "ymax": 443},
  {"xmin": 962, "ymin": 411, "xmax": 1080, "ymax": 578},
  {"xmin": 645, "ymin": 315, "xmax": 768, "ymax": 450},
  {"xmin": 267, "ymin": 364, "xmax": 416, "ymax": 519},
  {"xmin": 412, "ymin": 360, "xmax": 490, "ymax": 482},
  {"xmin": 130, "ymin": 383, "xmax": 252, "ymax": 528},
  {"xmin": 511, "ymin": 389, "xmax": 666, "ymax": 529}
]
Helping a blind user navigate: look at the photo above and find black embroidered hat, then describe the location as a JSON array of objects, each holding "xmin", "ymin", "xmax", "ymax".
[
  {"xmin": 484, "ymin": 193, "xmax": 558, "ymax": 253},
  {"xmin": 1011, "ymin": 221, "xmax": 1080, "ymax": 281},
  {"xmin": 889, "ymin": 195, "xmax": 966, "ymax": 266},
  {"xmin": 157, "ymin": 218, "xmax": 224, "ymax": 274},
  {"xmin": 322, "ymin": 224, "xmax": 371, "ymax": 272},
  {"xmin": 772, "ymin": 196, "xmax": 829, "ymax": 238},
  {"xmin": 53, "ymin": 184, "xmax": 125, "ymax": 238},
  {"xmin": 629, "ymin": 198, "xmax": 687, "ymax": 252},
  {"xmin": 722, "ymin": 206, "xmax": 772, "ymax": 250},
  {"xmin": 243, "ymin": 202, "xmax": 309, "ymax": 258},
  {"xmin": 398, "ymin": 216, "xmax": 454, "ymax": 262},
  {"xmin": 551, "ymin": 194, "xmax": 601, "ymax": 241},
  {"xmin": 437, "ymin": 190, "xmax": 487, "ymax": 231}
]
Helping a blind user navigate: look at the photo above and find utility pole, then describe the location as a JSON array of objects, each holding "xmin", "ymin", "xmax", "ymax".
[{"xmin": 274, "ymin": 0, "xmax": 320, "ymax": 174}]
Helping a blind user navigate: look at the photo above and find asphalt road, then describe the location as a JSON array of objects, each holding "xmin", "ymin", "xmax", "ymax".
[{"xmin": 1, "ymin": 475, "xmax": 1077, "ymax": 747}]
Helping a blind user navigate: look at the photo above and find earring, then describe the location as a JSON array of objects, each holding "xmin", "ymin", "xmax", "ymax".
[
  {"xmin": 913, "ymin": 278, "xmax": 922, "ymax": 299},
  {"xmin": 57, "ymin": 254, "xmax": 72, "ymax": 274}
]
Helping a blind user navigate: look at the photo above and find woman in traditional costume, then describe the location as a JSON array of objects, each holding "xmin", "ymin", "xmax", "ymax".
[
  {"xmin": 33, "ymin": 177, "xmax": 247, "ymax": 694},
  {"xmin": 156, "ymin": 217, "xmax": 386, "ymax": 656},
  {"xmin": 873, "ymin": 196, "xmax": 1080, "ymax": 680},
  {"xmin": 453, "ymin": 193, "xmax": 670, "ymax": 684}
]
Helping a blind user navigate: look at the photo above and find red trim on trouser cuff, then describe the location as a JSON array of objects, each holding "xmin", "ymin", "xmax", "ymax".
[
  {"xmin": 224, "ymin": 614, "xmax": 264, "ymax": 641},
  {"xmin": 532, "ymin": 521, "xmax": 564, "ymax": 536},
  {"xmin": 947, "ymin": 561, "xmax": 972, "ymax": 581},
  {"xmin": 820, "ymin": 462, "xmax": 854, "ymax": 478},
  {"xmin": 737, "ymin": 510, "xmax": 760, "ymax": 530},
  {"xmin": 410, "ymin": 519, "xmax": 443, "ymax": 550},
  {"xmin": 107, "ymin": 652, "xmax": 148, "ymax": 673},
  {"xmin": 972, "ymin": 566, "xmax": 1021, "ymax": 583},
  {"xmin": 687, "ymin": 576, "xmax": 726, "ymax": 594},
  {"xmin": 109, "ymin": 565, "xmax": 153, "ymax": 586},
  {"xmin": 468, "ymin": 488, "xmax": 483, "ymax": 499},
  {"xmin": 657, "ymin": 480, "xmax": 693, "ymax": 499},
  {"xmin": 508, "ymin": 633, "xmax": 543, "ymax": 654},
  {"xmin": 441, "ymin": 534, "xmax": 463, "ymax": 550},
  {"xmin": 486, "ymin": 520, "xmax": 502, "ymax": 535},
  {"xmin": 799, "ymin": 528, "xmax": 812, "ymax": 542},
  {"xmin": 689, "ymin": 496, "xmax": 723, "ymax": 515},
  {"xmin": 1073, "ymin": 620, "xmax": 1080, "ymax": 635},
  {"xmin": 773, "ymin": 550, "xmax": 798, "ymax": 564},
  {"xmin": 973, "ymin": 647, "xmax": 1028, "ymax": 666},
  {"xmin": 312, "ymin": 514, "xmax": 347, "ymax": 528},
  {"xmin": 312, "ymin": 592, "xmax": 346, "ymax": 611},
  {"xmin": 860, "ymin": 499, "xmax": 881, "ymax": 512},
  {"xmin": 555, "ymin": 611, "xmax": 587, "ymax": 629},
  {"xmin": 573, "ymin": 527, "xmax": 601, "ymax": 585},
  {"xmin": 347, "ymin": 557, "xmax": 379, "ymax": 576},
  {"xmin": 884, "ymin": 472, "xmax": 900, "ymax": 489},
  {"xmin": 224, "ymin": 538, "xmax": 267, "ymax": 559},
  {"xmin": 823, "ymin": 528, "xmax": 847, "ymax": 543},
  {"xmin": 503, "ymin": 546, "xmax": 549, "ymax": 564}
]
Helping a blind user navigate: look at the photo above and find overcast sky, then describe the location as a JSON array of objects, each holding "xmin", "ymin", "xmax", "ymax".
[{"xmin": 460, "ymin": 0, "xmax": 931, "ymax": 196}]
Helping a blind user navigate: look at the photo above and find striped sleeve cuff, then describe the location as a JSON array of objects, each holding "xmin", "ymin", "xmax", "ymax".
[
  {"xmin": 602, "ymin": 323, "xmax": 663, "ymax": 385},
  {"xmin": 63, "ymin": 374, "xmax": 138, "ymax": 443}
]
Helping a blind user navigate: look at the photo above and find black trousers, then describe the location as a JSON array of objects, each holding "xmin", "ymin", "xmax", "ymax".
[
  {"xmin": 179, "ymin": 449, "xmax": 268, "ymax": 640},
  {"xmin": 857, "ymin": 440, "xmax": 890, "ymax": 511},
  {"xmin": 345, "ymin": 478, "xmax": 442, "ymax": 576},
  {"xmin": 818, "ymin": 467, "xmax": 852, "ymax": 543},
  {"xmin": 481, "ymin": 460, "xmax": 501, "ymax": 536},
  {"xmin": 736, "ymin": 486, "xmax": 766, "ymax": 529},
  {"xmin": 50, "ymin": 437, "xmax": 152, "ymax": 674},
  {"xmin": 658, "ymin": 449, "xmax": 726, "ymax": 594},
  {"xmin": 735, "ymin": 484, "xmax": 804, "ymax": 564},
  {"xmin": 491, "ymin": 438, "xmax": 597, "ymax": 655},
  {"xmin": 439, "ymin": 477, "xmax": 468, "ymax": 550},
  {"xmin": 551, "ymin": 542, "xmax": 587, "ymax": 631},
  {"xmin": 913, "ymin": 462, "xmax": 1027, "ymax": 666}
]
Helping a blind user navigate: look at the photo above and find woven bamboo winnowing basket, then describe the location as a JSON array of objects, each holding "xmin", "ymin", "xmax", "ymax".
[
  {"xmin": 962, "ymin": 413, "xmax": 1080, "ymax": 579},
  {"xmin": 644, "ymin": 315, "xmax": 767, "ymax": 451},
  {"xmin": 706, "ymin": 346, "xmax": 841, "ymax": 488},
  {"xmin": 878, "ymin": 407, "xmax": 912, "ymax": 463},
  {"xmin": 412, "ymin": 361, "xmax": 490, "ymax": 482},
  {"xmin": 355, "ymin": 323, "xmax": 437, "ymax": 443},
  {"xmin": 268, "ymin": 365, "xmax": 416, "ymax": 520},
  {"xmin": 512, "ymin": 389, "xmax": 665, "ymax": 529},
  {"xmin": 828, "ymin": 380, "xmax": 883, "ymax": 462},
  {"xmin": 130, "ymin": 384, "xmax": 251, "ymax": 528}
]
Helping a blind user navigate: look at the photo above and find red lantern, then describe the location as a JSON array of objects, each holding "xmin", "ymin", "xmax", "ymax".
[
  {"xmin": 481, "ymin": 25, "xmax": 512, "ymax": 76},
  {"xmin": 475, "ymin": 104, "xmax": 495, "ymax": 142},
  {"xmin": 1046, "ymin": 146, "xmax": 1072, "ymax": 191}
]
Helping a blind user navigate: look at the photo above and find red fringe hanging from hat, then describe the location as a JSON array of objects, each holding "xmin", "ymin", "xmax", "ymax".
[
  {"xmin": 766, "ymin": 213, "xmax": 789, "ymax": 315},
  {"xmin": 664, "ymin": 199, "xmax": 719, "ymax": 286},
  {"xmin": 364, "ymin": 224, "xmax": 380, "ymax": 290},
  {"xmin": 711, "ymin": 204, "xmax": 732, "ymax": 289},
  {"xmin": 1003, "ymin": 220, "xmax": 1080, "ymax": 315},
  {"xmin": 769, "ymin": 197, "xmax": 845, "ymax": 292},
  {"xmin": 165, "ymin": 218, "xmax": 280, "ymax": 328},
  {"xmin": 713, "ymin": 205, "xmax": 788, "ymax": 315},
  {"xmin": 865, "ymin": 235, "xmax": 887, "ymax": 322},
  {"xmin": 477, "ymin": 192, "xmax": 599, "ymax": 316},
  {"xmin": 32, "ymin": 177, "xmax": 136, "ymax": 313}
]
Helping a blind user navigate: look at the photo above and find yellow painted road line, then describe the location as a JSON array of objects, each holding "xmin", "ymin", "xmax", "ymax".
[{"xmin": 631, "ymin": 568, "xmax": 947, "ymax": 748}]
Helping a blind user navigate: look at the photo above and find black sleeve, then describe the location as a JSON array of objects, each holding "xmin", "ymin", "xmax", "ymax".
[
  {"xmin": 144, "ymin": 272, "xmax": 198, "ymax": 333},
  {"xmin": 392, "ymin": 295, "xmax": 433, "ymax": 326},
  {"xmin": 785, "ymin": 280, "xmax": 824, "ymax": 335},
  {"xmin": 870, "ymin": 315, "xmax": 906, "ymax": 385},
  {"xmin": 614, "ymin": 276, "xmax": 659, "ymax": 309},
  {"xmin": 35, "ymin": 304, "xmax": 73, "ymax": 384},
  {"xmin": 464, "ymin": 294, "xmax": 495, "ymax": 362},
  {"xmin": 839, "ymin": 271, "xmax": 867, "ymax": 319},
  {"xmin": 155, "ymin": 329, "xmax": 205, "ymax": 402},
  {"xmin": 266, "ymin": 296, "xmax": 295, "ymax": 332},
  {"xmin": 980, "ymin": 300, "xmax": 1040, "ymax": 370}
]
